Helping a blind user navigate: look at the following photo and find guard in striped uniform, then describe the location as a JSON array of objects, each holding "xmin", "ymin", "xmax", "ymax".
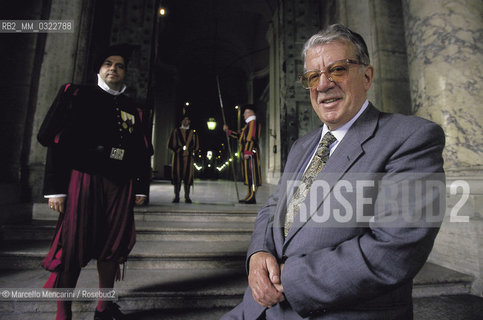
[
  {"xmin": 168, "ymin": 116, "xmax": 200, "ymax": 203},
  {"xmin": 224, "ymin": 105, "xmax": 262, "ymax": 204}
]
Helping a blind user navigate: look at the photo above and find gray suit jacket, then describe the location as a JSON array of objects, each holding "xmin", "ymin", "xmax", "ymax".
[{"xmin": 222, "ymin": 104, "xmax": 446, "ymax": 320}]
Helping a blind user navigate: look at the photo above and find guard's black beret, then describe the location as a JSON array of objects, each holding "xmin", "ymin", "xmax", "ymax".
[
  {"xmin": 242, "ymin": 104, "xmax": 256, "ymax": 113},
  {"xmin": 95, "ymin": 43, "xmax": 135, "ymax": 72}
]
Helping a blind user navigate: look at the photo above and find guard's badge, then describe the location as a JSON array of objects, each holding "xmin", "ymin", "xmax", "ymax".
[
  {"xmin": 110, "ymin": 147, "xmax": 125, "ymax": 160},
  {"xmin": 120, "ymin": 110, "xmax": 135, "ymax": 133}
]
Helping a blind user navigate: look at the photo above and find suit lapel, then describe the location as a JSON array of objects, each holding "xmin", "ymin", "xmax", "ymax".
[
  {"xmin": 278, "ymin": 130, "xmax": 322, "ymax": 205},
  {"xmin": 284, "ymin": 104, "xmax": 380, "ymax": 243},
  {"xmin": 273, "ymin": 129, "xmax": 322, "ymax": 246}
]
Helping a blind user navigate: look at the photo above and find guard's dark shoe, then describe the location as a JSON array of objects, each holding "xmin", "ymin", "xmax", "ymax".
[
  {"xmin": 185, "ymin": 198, "xmax": 192, "ymax": 203},
  {"xmin": 94, "ymin": 302, "xmax": 127, "ymax": 320},
  {"xmin": 172, "ymin": 197, "xmax": 180, "ymax": 203}
]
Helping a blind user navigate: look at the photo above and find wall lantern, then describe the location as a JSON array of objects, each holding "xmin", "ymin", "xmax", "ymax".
[{"xmin": 207, "ymin": 117, "xmax": 217, "ymax": 130}]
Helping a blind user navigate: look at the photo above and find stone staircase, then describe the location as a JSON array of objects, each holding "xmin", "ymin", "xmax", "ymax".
[
  {"xmin": 0, "ymin": 198, "xmax": 477, "ymax": 319},
  {"xmin": 0, "ymin": 204, "xmax": 256, "ymax": 319}
]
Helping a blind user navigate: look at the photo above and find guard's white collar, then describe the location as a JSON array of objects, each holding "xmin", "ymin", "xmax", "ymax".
[
  {"xmin": 97, "ymin": 74, "xmax": 127, "ymax": 96},
  {"xmin": 180, "ymin": 125, "xmax": 190, "ymax": 130},
  {"xmin": 245, "ymin": 115, "xmax": 256, "ymax": 123}
]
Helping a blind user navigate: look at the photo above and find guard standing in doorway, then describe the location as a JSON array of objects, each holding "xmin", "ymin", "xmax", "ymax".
[
  {"xmin": 223, "ymin": 104, "xmax": 262, "ymax": 204},
  {"xmin": 168, "ymin": 115, "xmax": 200, "ymax": 203}
]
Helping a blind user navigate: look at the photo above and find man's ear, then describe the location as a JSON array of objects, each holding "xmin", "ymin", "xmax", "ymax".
[{"xmin": 363, "ymin": 65, "xmax": 374, "ymax": 91}]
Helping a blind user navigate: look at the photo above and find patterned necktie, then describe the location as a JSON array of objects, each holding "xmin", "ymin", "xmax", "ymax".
[{"xmin": 284, "ymin": 132, "xmax": 337, "ymax": 237}]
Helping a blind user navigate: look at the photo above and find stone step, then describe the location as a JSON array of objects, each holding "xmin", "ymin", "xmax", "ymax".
[
  {"xmin": 4, "ymin": 296, "xmax": 483, "ymax": 320},
  {"xmin": 0, "ymin": 239, "xmax": 248, "ymax": 270},
  {"xmin": 0, "ymin": 268, "xmax": 244, "ymax": 319},
  {"xmin": 0, "ymin": 268, "xmax": 247, "ymax": 300},
  {"xmin": 0, "ymin": 263, "xmax": 477, "ymax": 320},
  {"xmin": 135, "ymin": 211, "xmax": 257, "ymax": 223},
  {"xmin": 33, "ymin": 203, "xmax": 259, "ymax": 222},
  {"xmin": 413, "ymin": 294, "xmax": 483, "ymax": 320},
  {"xmin": 0, "ymin": 241, "xmax": 473, "ymax": 294},
  {"xmin": 1, "ymin": 220, "xmax": 254, "ymax": 242},
  {"xmin": 412, "ymin": 262, "xmax": 473, "ymax": 297},
  {"xmin": 0, "ymin": 309, "xmax": 233, "ymax": 320}
]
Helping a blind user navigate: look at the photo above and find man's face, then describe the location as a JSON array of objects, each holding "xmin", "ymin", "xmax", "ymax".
[
  {"xmin": 306, "ymin": 41, "xmax": 373, "ymax": 130},
  {"xmin": 243, "ymin": 109, "xmax": 254, "ymax": 120},
  {"xmin": 98, "ymin": 55, "xmax": 126, "ymax": 90},
  {"xmin": 181, "ymin": 117, "xmax": 190, "ymax": 127}
]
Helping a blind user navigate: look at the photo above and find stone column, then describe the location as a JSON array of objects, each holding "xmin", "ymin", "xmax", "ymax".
[
  {"xmin": 28, "ymin": 0, "xmax": 91, "ymax": 202},
  {"xmin": 0, "ymin": 1, "xmax": 45, "ymax": 223},
  {"xmin": 265, "ymin": 23, "xmax": 282, "ymax": 184},
  {"xmin": 403, "ymin": 0, "xmax": 483, "ymax": 296},
  {"xmin": 151, "ymin": 64, "xmax": 178, "ymax": 180},
  {"xmin": 403, "ymin": 0, "xmax": 482, "ymax": 171}
]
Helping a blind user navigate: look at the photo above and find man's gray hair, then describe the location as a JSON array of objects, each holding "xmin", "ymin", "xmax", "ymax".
[{"xmin": 302, "ymin": 24, "xmax": 370, "ymax": 66}]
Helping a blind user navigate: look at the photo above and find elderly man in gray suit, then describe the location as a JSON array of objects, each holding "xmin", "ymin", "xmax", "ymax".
[{"xmin": 222, "ymin": 24, "xmax": 446, "ymax": 320}]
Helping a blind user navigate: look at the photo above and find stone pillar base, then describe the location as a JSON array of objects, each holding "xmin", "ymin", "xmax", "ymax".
[{"xmin": 429, "ymin": 174, "xmax": 483, "ymax": 296}]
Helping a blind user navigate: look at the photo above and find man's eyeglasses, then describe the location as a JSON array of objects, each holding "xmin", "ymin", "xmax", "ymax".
[{"xmin": 298, "ymin": 59, "xmax": 366, "ymax": 89}]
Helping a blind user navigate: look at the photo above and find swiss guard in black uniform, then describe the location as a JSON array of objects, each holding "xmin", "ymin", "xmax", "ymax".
[
  {"xmin": 168, "ymin": 115, "xmax": 200, "ymax": 203},
  {"xmin": 223, "ymin": 104, "xmax": 262, "ymax": 204},
  {"xmin": 37, "ymin": 44, "xmax": 152, "ymax": 320}
]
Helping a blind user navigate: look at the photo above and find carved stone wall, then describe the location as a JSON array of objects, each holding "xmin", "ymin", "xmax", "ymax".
[
  {"xmin": 270, "ymin": 0, "xmax": 413, "ymax": 170},
  {"xmin": 109, "ymin": 0, "xmax": 156, "ymax": 103},
  {"xmin": 269, "ymin": 0, "xmax": 321, "ymax": 172}
]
